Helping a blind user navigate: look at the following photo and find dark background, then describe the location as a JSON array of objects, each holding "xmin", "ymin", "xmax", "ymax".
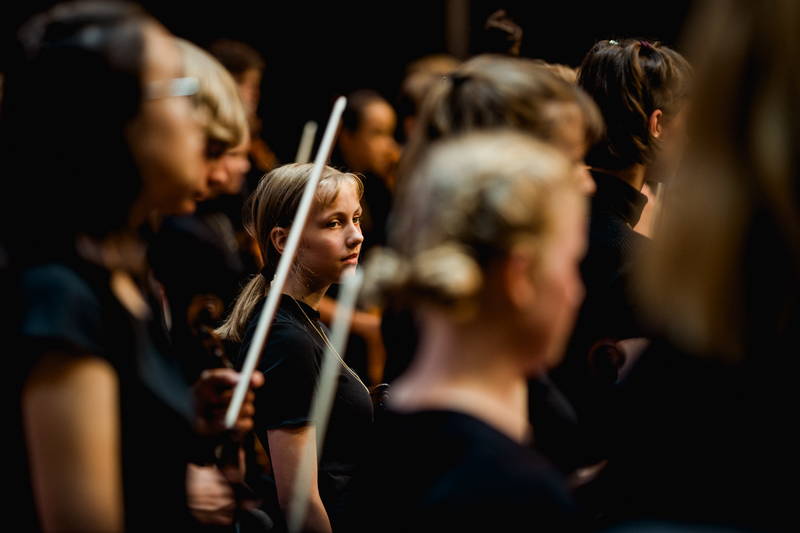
[{"xmin": 2, "ymin": 0, "xmax": 694, "ymax": 163}]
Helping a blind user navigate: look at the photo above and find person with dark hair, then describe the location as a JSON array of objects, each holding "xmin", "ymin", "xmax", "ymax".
[
  {"xmin": 480, "ymin": 9, "xmax": 523, "ymax": 56},
  {"xmin": 337, "ymin": 89, "xmax": 400, "ymax": 251},
  {"xmin": 595, "ymin": 1, "xmax": 799, "ymax": 529},
  {"xmin": 2, "ymin": 2, "xmax": 262, "ymax": 530},
  {"xmin": 548, "ymin": 39, "xmax": 691, "ymax": 467}
]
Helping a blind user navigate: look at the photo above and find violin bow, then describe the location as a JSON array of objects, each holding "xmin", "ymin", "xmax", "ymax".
[{"xmin": 224, "ymin": 96, "xmax": 347, "ymax": 429}]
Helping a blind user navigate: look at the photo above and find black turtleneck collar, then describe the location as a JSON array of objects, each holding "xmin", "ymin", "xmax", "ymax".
[{"xmin": 590, "ymin": 170, "xmax": 649, "ymax": 228}]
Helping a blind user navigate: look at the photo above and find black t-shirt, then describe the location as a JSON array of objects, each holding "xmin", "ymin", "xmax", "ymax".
[
  {"xmin": 340, "ymin": 408, "xmax": 578, "ymax": 532},
  {"xmin": 237, "ymin": 294, "xmax": 373, "ymax": 528},
  {"xmin": 12, "ymin": 257, "xmax": 197, "ymax": 531}
]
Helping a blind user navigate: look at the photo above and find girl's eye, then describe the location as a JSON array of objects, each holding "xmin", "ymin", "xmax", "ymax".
[
  {"xmin": 353, "ymin": 216, "xmax": 361, "ymax": 225},
  {"xmin": 327, "ymin": 220, "xmax": 342, "ymax": 228}
]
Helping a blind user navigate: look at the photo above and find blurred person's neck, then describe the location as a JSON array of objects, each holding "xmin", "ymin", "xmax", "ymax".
[{"xmin": 391, "ymin": 311, "xmax": 532, "ymax": 444}]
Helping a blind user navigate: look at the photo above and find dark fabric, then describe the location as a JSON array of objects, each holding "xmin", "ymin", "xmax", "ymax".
[
  {"xmin": 11, "ymin": 256, "xmax": 197, "ymax": 531},
  {"xmin": 592, "ymin": 337, "xmax": 795, "ymax": 532},
  {"xmin": 549, "ymin": 170, "xmax": 650, "ymax": 465},
  {"xmin": 150, "ymin": 213, "xmax": 245, "ymax": 383},
  {"xmin": 359, "ymin": 171, "xmax": 393, "ymax": 253},
  {"xmin": 340, "ymin": 409, "xmax": 579, "ymax": 532},
  {"xmin": 379, "ymin": 302, "xmax": 583, "ymax": 474},
  {"xmin": 380, "ymin": 303, "xmax": 419, "ymax": 384},
  {"xmin": 237, "ymin": 294, "xmax": 373, "ymax": 529},
  {"xmin": 589, "ymin": 208, "xmax": 799, "ymax": 532}
]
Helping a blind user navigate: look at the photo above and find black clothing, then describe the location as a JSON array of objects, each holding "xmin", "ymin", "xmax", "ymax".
[
  {"xmin": 340, "ymin": 409, "xmax": 578, "ymax": 532},
  {"xmin": 593, "ymin": 336, "xmax": 795, "ymax": 532},
  {"xmin": 237, "ymin": 294, "xmax": 373, "ymax": 529},
  {"xmin": 359, "ymin": 171, "xmax": 393, "ymax": 253},
  {"xmin": 550, "ymin": 170, "xmax": 650, "ymax": 464},
  {"xmin": 379, "ymin": 302, "xmax": 584, "ymax": 474},
  {"xmin": 12, "ymin": 255, "xmax": 197, "ymax": 531},
  {"xmin": 150, "ymin": 212, "xmax": 245, "ymax": 383}
]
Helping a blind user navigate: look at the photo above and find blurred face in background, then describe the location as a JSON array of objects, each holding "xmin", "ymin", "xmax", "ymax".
[
  {"xmin": 128, "ymin": 24, "xmax": 207, "ymax": 215},
  {"xmin": 237, "ymin": 68, "xmax": 262, "ymax": 123},
  {"xmin": 219, "ymin": 137, "xmax": 252, "ymax": 195},
  {"xmin": 340, "ymin": 99, "xmax": 401, "ymax": 181},
  {"xmin": 519, "ymin": 190, "xmax": 587, "ymax": 374}
]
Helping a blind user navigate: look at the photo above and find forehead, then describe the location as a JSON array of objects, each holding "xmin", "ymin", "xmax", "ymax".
[
  {"xmin": 316, "ymin": 178, "xmax": 362, "ymax": 212},
  {"xmin": 361, "ymin": 100, "xmax": 396, "ymax": 128}
]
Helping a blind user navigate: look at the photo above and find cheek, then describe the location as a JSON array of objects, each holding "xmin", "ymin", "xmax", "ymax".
[
  {"xmin": 535, "ymin": 266, "xmax": 584, "ymax": 363},
  {"xmin": 300, "ymin": 233, "xmax": 342, "ymax": 270}
]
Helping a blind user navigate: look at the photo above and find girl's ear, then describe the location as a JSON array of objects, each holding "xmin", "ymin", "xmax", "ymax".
[
  {"xmin": 270, "ymin": 227, "xmax": 288, "ymax": 255},
  {"xmin": 649, "ymin": 109, "xmax": 664, "ymax": 139}
]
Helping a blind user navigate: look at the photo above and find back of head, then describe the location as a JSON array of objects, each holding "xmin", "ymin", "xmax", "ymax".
[
  {"xmin": 578, "ymin": 38, "xmax": 691, "ymax": 170},
  {"xmin": 176, "ymin": 38, "xmax": 247, "ymax": 156},
  {"xmin": 397, "ymin": 54, "xmax": 461, "ymax": 141},
  {"xmin": 400, "ymin": 54, "xmax": 602, "ymax": 182},
  {"xmin": 366, "ymin": 131, "xmax": 574, "ymax": 319},
  {"xmin": 1, "ymin": 0, "xmax": 152, "ymax": 257},
  {"xmin": 637, "ymin": 0, "xmax": 800, "ymax": 359},
  {"xmin": 480, "ymin": 9, "xmax": 523, "ymax": 56}
]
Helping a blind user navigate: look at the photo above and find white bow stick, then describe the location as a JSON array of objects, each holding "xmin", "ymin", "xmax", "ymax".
[
  {"xmin": 224, "ymin": 96, "xmax": 347, "ymax": 429},
  {"xmin": 287, "ymin": 268, "xmax": 364, "ymax": 533},
  {"xmin": 295, "ymin": 120, "xmax": 318, "ymax": 164}
]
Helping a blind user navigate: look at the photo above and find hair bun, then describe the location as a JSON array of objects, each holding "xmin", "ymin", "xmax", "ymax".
[
  {"xmin": 362, "ymin": 243, "xmax": 483, "ymax": 315},
  {"xmin": 409, "ymin": 243, "xmax": 483, "ymax": 305}
]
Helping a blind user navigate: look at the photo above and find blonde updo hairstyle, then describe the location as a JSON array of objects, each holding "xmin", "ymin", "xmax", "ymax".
[
  {"xmin": 399, "ymin": 54, "xmax": 603, "ymax": 186},
  {"xmin": 364, "ymin": 130, "xmax": 577, "ymax": 321}
]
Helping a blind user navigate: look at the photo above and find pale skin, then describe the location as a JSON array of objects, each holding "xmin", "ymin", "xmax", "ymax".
[
  {"xmin": 391, "ymin": 191, "xmax": 587, "ymax": 445},
  {"xmin": 267, "ymin": 180, "xmax": 364, "ymax": 533},
  {"xmin": 22, "ymin": 23, "xmax": 261, "ymax": 531}
]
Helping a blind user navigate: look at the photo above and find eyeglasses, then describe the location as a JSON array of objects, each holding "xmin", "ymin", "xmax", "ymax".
[{"xmin": 145, "ymin": 76, "xmax": 199, "ymax": 100}]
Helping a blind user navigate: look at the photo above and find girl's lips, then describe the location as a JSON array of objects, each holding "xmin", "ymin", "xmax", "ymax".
[{"xmin": 342, "ymin": 253, "xmax": 359, "ymax": 264}]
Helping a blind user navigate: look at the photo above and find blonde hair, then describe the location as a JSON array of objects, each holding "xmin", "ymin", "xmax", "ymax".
[
  {"xmin": 217, "ymin": 163, "xmax": 363, "ymax": 341},
  {"xmin": 176, "ymin": 38, "xmax": 248, "ymax": 154},
  {"xmin": 364, "ymin": 131, "xmax": 577, "ymax": 320},
  {"xmin": 532, "ymin": 60, "xmax": 578, "ymax": 84},
  {"xmin": 636, "ymin": 0, "xmax": 800, "ymax": 358},
  {"xmin": 400, "ymin": 54, "xmax": 603, "ymax": 183}
]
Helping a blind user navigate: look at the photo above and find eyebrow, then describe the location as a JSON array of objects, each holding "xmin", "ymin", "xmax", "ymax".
[{"xmin": 322, "ymin": 208, "xmax": 362, "ymax": 219}]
